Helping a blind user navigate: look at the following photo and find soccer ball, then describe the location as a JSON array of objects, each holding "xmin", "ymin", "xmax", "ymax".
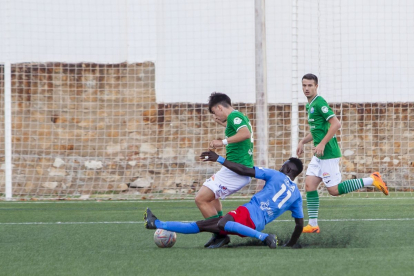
[{"xmin": 154, "ymin": 229, "xmax": 177, "ymax": 248}]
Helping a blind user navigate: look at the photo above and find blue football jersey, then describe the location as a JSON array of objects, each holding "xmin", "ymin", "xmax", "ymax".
[{"xmin": 243, "ymin": 167, "xmax": 303, "ymax": 231}]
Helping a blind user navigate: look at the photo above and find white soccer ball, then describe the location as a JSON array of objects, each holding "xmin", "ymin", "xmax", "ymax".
[{"xmin": 154, "ymin": 229, "xmax": 177, "ymax": 248}]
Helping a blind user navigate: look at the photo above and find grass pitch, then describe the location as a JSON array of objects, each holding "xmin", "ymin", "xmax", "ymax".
[{"xmin": 1, "ymin": 197, "xmax": 413, "ymax": 276}]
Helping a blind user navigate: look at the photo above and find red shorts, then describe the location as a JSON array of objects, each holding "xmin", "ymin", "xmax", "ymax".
[{"xmin": 226, "ymin": 206, "xmax": 256, "ymax": 237}]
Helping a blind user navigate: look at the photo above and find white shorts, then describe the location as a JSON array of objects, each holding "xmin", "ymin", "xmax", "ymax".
[
  {"xmin": 202, "ymin": 166, "xmax": 251, "ymax": 199},
  {"xmin": 306, "ymin": 156, "xmax": 342, "ymax": 187}
]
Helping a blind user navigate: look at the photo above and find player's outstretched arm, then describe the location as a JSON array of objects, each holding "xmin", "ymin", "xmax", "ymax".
[
  {"xmin": 226, "ymin": 126, "xmax": 251, "ymax": 143},
  {"xmin": 297, "ymin": 133, "xmax": 313, "ymax": 157},
  {"xmin": 317, "ymin": 116, "xmax": 341, "ymax": 141},
  {"xmin": 214, "ymin": 116, "xmax": 227, "ymax": 127},
  {"xmin": 200, "ymin": 150, "xmax": 255, "ymax": 177},
  {"xmin": 283, "ymin": 218, "xmax": 303, "ymax": 247},
  {"xmin": 313, "ymin": 116, "xmax": 341, "ymax": 157},
  {"xmin": 209, "ymin": 127, "xmax": 251, "ymax": 149}
]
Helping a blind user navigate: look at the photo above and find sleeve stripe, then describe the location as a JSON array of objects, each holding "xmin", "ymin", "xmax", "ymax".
[
  {"xmin": 236, "ymin": 125, "xmax": 248, "ymax": 132},
  {"xmin": 325, "ymin": 114, "xmax": 335, "ymax": 121}
]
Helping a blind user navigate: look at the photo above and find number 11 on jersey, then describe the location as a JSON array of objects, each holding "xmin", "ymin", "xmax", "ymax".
[{"xmin": 272, "ymin": 184, "xmax": 292, "ymax": 209}]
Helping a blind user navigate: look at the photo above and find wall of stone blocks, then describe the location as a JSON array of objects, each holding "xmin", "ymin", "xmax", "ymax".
[{"xmin": 0, "ymin": 62, "xmax": 413, "ymax": 198}]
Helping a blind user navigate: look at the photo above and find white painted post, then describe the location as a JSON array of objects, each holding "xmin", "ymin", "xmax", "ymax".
[
  {"xmin": 255, "ymin": 0, "xmax": 268, "ymax": 191},
  {"xmin": 4, "ymin": 62, "xmax": 12, "ymax": 200},
  {"xmin": 291, "ymin": 0, "xmax": 299, "ymax": 157}
]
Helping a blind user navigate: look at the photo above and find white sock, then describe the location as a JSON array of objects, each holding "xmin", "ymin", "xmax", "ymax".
[
  {"xmin": 362, "ymin": 177, "xmax": 374, "ymax": 186},
  {"xmin": 308, "ymin": 219, "xmax": 318, "ymax": 227}
]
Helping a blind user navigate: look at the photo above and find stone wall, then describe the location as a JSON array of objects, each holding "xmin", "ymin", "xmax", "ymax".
[{"xmin": 0, "ymin": 62, "xmax": 413, "ymax": 199}]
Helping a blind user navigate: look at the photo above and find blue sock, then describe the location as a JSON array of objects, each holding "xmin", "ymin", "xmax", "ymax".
[
  {"xmin": 224, "ymin": 221, "xmax": 268, "ymax": 241},
  {"xmin": 155, "ymin": 220, "xmax": 200, "ymax": 234}
]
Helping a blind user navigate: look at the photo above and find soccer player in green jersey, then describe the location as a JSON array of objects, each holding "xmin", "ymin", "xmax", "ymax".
[
  {"xmin": 195, "ymin": 92, "xmax": 254, "ymax": 246},
  {"xmin": 297, "ymin": 74, "xmax": 389, "ymax": 233}
]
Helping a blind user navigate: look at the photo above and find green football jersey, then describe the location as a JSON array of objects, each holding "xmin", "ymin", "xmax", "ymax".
[
  {"xmin": 306, "ymin": 95, "xmax": 342, "ymax": 160},
  {"xmin": 225, "ymin": 110, "xmax": 254, "ymax": 167}
]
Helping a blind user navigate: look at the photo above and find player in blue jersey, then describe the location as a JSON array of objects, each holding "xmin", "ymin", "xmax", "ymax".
[{"xmin": 144, "ymin": 151, "xmax": 304, "ymax": 249}]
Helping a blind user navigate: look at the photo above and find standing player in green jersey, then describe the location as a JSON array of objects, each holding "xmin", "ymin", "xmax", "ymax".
[
  {"xmin": 195, "ymin": 92, "xmax": 254, "ymax": 246},
  {"xmin": 297, "ymin": 74, "xmax": 389, "ymax": 233}
]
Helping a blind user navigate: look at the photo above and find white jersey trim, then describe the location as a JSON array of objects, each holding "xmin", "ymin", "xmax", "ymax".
[
  {"xmin": 236, "ymin": 125, "xmax": 248, "ymax": 132},
  {"xmin": 325, "ymin": 114, "xmax": 335, "ymax": 121},
  {"xmin": 309, "ymin": 95, "xmax": 319, "ymax": 105}
]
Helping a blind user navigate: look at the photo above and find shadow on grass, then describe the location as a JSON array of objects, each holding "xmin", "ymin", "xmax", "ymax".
[{"xmin": 226, "ymin": 223, "xmax": 365, "ymax": 249}]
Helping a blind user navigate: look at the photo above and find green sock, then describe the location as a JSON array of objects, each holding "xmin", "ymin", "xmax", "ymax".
[
  {"xmin": 307, "ymin": 191, "xmax": 319, "ymax": 220},
  {"xmin": 217, "ymin": 210, "xmax": 223, "ymax": 217},
  {"xmin": 338, "ymin": 179, "xmax": 364, "ymax": 195},
  {"xmin": 205, "ymin": 214, "xmax": 219, "ymax": 220}
]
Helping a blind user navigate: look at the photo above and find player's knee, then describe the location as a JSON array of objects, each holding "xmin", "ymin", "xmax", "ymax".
[
  {"xmin": 304, "ymin": 183, "xmax": 313, "ymax": 192},
  {"xmin": 327, "ymin": 186, "xmax": 339, "ymax": 196},
  {"xmin": 194, "ymin": 196, "xmax": 202, "ymax": 207},
  {"xmin": 328, "ymin": 190, "xmax": 339, "ymax": 196},
  {"xmin": 305, "ymin": 176, "xmax": 321, "ymax": 192},
  {"xmin": 217, "ymin": 218, "xmax": 227, "ymax": 231},
  {"xmin": 194, "ymin": 193, "xmax": 206, "ymax": 205},
  {"xmin": 195, "ymin": 187, "xmax": 215, "ymax": 206},
  {"xmin": 217, "ymin": 214, "xmax": 233, "ymax": 231}
]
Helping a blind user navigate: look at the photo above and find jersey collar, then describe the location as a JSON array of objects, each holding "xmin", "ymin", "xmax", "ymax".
[{"xmin": 309, "ymin": 94, "xmax": 319, "ymax": 105}]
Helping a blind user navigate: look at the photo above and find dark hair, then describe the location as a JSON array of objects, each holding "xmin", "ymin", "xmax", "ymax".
[
  {"xmin": 288, "ymin": 157, "xmax": 303, "ymax": 175},
  {"xmin": 302, "ymin": 73, "xmax": 318, "ymax": 85},
  {"xmin": 208, "ymin": 92, "xmax": 232, "ymax": 113}
]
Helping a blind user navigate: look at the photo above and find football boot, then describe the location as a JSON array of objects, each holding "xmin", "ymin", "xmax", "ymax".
[
  {"xmin": 370, "ymin": 172, "xmax": 389, "ymax": 196},
  {"xmin": 144, "ymin": 208, "xmax": 158, "ymax": 229},
  {"xmin": 207, "ymin": 235, "xmax": 230, "ymax": 249},
  {"xmin": 302, "ymin": 224, "xmax": 320, "ymax": 233},
  {"xmin": 264, "ymin": 234, "xmax": 278, "ymax": 249}
]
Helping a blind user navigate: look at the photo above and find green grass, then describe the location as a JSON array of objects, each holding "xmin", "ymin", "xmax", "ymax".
[{"xmin": 1, "ymin": 198, "xmax": 414, "ymax": 276}]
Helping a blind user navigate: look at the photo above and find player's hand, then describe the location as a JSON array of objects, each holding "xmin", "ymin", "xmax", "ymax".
[
  {"xmin": 200, "ymin": 151, "xmax": 219, "ymax": 162},
  {"xmin": 214, "ymin": 117, "xmax": 227, "ymax": 127},
  {"xmin": 313, "ymin": 143, "xmax": 325, "ymax": 157},
  {"xmin": 209, "ymin": 139, "xmax": 224, "ymax": 149},
  {"xmin": 296, "ymin": 142, "xmax": 304, "ymax": 157}
]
